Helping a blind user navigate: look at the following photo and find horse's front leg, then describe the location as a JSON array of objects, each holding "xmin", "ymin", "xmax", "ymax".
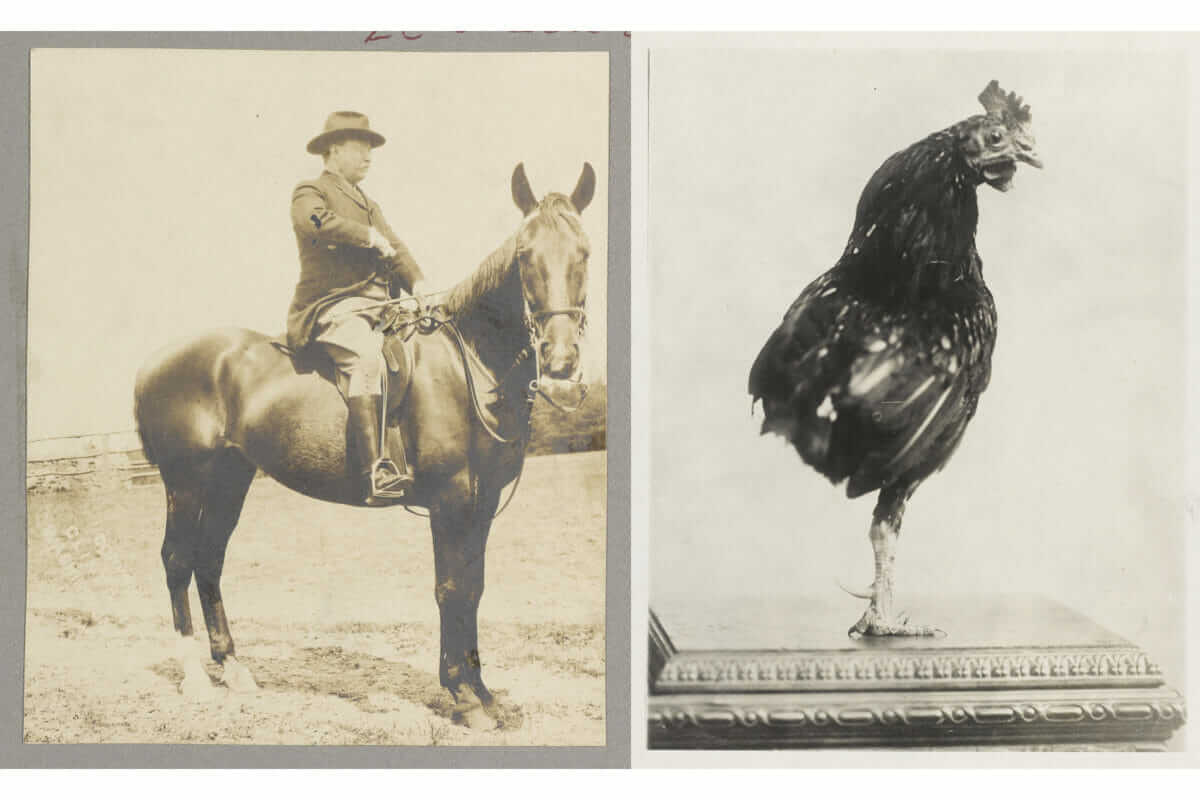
[{"xmin": 429, "ymin": 480, "xmax": 500, "ymax": 722}]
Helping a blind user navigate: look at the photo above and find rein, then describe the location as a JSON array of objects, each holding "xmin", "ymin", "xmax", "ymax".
[
  {"xmin": 432, "ymin": 310, "xmax": 533, "ymax": 446},
  {"xmin": 386, "ymin": 294, "xmax": 588, "ymax": 521},
  {"xmin": 359, "ymin": 204, "xmax": 590, "ymax": 518},
  {"xmin": 420, "ymin": 311, "xmax": 531, "ymax": 520}
]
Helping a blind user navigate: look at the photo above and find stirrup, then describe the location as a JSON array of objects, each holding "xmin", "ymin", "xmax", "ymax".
[{"xmin": 369, "ymin": 457, "xmax": 413, "ymax": 500}]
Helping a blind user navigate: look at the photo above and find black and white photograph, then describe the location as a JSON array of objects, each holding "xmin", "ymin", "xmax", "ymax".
[
  {"xmin": 23, "ymin": 46, "xmax": 610, "ymax": 747},
  {"xmin": 642, "ymin": 42, "xmax": 1188, "ymax": 752}
]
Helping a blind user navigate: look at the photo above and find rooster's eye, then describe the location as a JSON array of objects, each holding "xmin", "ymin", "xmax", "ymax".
[{"xmin": 987, "ymin": 129, "xmax": 1005, "ymax": 145}]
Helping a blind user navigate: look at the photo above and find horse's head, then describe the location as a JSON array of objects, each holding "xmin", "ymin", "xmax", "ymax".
[{"xmin": 510, "ymin": 162, "xmax": 595, "ymax": 396}]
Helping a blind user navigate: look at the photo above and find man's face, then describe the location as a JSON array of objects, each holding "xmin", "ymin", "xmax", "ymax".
[{"xmin": 328, "ymin": 137, "xmax": 373, "ymax": 184}]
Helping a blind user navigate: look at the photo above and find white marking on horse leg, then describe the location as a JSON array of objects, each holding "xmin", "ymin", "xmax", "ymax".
[
  {"xmin": 176, "ymin": 633, "xmax": 217, "ymax": 699},
  {"xmin": 221, "ymin": 655, "xmax": 259, "ymax": 694},
  {"xmin": 450, "ymin": 685, "xmax": 500, "ymax": 730}
]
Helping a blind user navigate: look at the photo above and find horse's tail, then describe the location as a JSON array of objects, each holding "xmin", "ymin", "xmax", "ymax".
[
  {"xmin": 133, "ymin": 353, "xmax": 169, "ymax": 468},
  {"xmin": 132, "ymin": 381, "xmax": 157, "ymax": 466}
]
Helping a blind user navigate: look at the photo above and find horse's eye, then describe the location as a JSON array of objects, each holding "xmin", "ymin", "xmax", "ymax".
[{"xmin": 987, "ymin": 129, "xmax": 1004, "ymax": 145}]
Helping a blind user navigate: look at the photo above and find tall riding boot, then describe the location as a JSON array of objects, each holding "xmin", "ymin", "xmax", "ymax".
[{"xmin": 347, "ymin": 394, "xmax": 413, "ymax": 505}]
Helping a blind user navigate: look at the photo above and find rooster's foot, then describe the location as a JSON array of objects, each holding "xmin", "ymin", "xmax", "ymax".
[{"xmin": 848, "ymin": 607, "xmax": 943, "ymax": 638}]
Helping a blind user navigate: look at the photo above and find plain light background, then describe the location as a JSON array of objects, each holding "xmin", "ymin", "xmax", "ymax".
[
  {"xmin": 648, "ymin": 47, "xmax": 1187, "ymax": 697},
  {"xmin": 27, "ymin": 48, "xmax": 609, "ymax": 441}
]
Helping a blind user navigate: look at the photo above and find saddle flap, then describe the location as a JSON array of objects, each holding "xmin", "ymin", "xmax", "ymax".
[
  {"xmin": 382, "ymin": 332, "xmax": 415, "ymax": 417},
  {"xmin": 381, "ymin": 332, "xmax": 406, "ymax": 375}
]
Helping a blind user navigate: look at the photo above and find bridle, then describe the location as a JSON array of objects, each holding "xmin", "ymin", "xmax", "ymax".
[
  {"xmin": 528, "ymin": 307, "xmax": 588, "ymax": 341},
  {"xmin": 522, "ymin": 305, "xmax": 589, "ymax": 413},
  {"xmin": 378, "ymin": 208, "xmax": 590, "ymax": 518},
  {"xmin": 499, "ymin": 204, "xmax": 591, "ymax": 414},
  {"xmin": 374, "ymin": 253, "xmax": 591, "ymax": 437},
  {"xmin": 399, "ymin": 297, "xmax": 586, "ymax": 521}
]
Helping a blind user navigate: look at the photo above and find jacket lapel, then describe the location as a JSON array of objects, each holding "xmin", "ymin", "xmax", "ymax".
[{"xmin": 322, "ymin": 171, "xmax": 370, "ymax": 211}]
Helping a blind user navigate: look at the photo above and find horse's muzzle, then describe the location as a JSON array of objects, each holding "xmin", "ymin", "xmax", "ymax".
[
  {"xmin": 537, "ymin": 374, "xmax": 588, "ymax": 411},
  {"xmin": 540, "ymin": 341, "xmax": 581, "ymax": 381}
]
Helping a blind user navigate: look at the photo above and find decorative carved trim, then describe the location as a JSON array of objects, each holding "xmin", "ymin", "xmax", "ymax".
[
  {"xmin": 654, "ymin": 647, "xmax": 1163, "ymax": 692},
  {"xmin": 648, "ymin": 691, "xmax": 1187, "ymax": 749},
  {"xmin": 649, "ymin": 699, "xmax": 1187, "ymax": 731}
]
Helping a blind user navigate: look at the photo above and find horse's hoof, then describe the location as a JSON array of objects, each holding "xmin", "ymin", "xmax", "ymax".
[
  {"xmin": 455, "ymin": 703, "xmax": 499, "ymax": 731},
  {"xmin": 222, "ymin": 657, "xmax": 259, "ymax": 694},
  {"xmin": 179, "ymin": 671, "xmax": 220, "ymax": 700},
  {"xmin": 449, "ymin": 686, "xmax": 500, "ymax": 730}
]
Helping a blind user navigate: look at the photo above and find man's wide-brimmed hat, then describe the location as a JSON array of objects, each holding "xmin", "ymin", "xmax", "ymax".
[{"xmin": 306, "ymin": 111, "xmax": 386, "ymax": 155}]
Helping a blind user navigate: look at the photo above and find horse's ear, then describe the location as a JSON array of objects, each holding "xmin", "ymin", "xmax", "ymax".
[
  {"xmin": 511, "ymin": 162, "xmax": 538, "ymax": 216},
  {"xmin": 571, "ymin": 162, "xmax": 596, "ymax": 213}
]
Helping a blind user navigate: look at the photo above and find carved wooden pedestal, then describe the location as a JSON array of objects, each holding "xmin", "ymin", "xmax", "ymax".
[{"xmin": 648, "ymin": 595, "xmax": 1185, "ymax": 750}]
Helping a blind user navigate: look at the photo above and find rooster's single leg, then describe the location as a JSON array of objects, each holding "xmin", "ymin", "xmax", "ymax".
[{"xmin": 849, "ymin": 485, "xmax": 939, "ymax": 637}]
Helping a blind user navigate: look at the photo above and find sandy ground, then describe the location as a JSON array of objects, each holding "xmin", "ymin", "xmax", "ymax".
[{"xmin": 23, "ymin": 451, "xmax": 606, "ymax": 746}]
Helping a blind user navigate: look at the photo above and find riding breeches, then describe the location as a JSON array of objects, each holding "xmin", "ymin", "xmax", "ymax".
[{"xmin": 314, "ymin": 293, "xmax": 388, "ymax": 397}]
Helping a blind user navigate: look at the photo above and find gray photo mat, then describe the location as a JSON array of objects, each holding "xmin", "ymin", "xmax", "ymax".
[{"xmin": 0, "ymin": 30, "xmax": 630, "ymax": 769}]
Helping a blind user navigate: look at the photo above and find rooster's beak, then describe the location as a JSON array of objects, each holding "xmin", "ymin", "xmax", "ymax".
[{"xmin": 1015, "ymin": 140, "xmax": 1042, "ymax": 169}]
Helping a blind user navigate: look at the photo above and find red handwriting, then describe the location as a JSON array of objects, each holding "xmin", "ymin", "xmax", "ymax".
[{"xmin": 363, "ymin": 31, "xmax": 625, "ymax": 46}]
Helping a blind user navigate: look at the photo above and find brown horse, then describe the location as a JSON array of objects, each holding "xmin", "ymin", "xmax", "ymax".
[{"xmin": 133, "ymin": 163, "xmax": 596, "ymax": 723}]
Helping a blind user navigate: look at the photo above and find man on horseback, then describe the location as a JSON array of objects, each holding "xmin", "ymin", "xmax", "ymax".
[
  {"xmin": 137, "ymin": 157, "xmax": 596, "ymax": 708},
  {"xmin": 286, "ymin": 111, "xmax": 427, "ymax": 505}
]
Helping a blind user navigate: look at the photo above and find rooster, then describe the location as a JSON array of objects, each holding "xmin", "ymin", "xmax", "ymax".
[{"xmin": 748, "ymin": 81, "xmax": 1042, "ymax": 637}]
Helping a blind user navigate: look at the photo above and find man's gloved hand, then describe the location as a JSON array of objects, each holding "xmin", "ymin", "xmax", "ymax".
[
  {"xmin": 410, "ymin": 280, "xmax": 436, "ymax": 332},
  {"xmin": 411, "ymin": 280, "xmax": 432, "ymax": 315},
  {"xmin": 367, "ymin": 226, "xmax": 397, "ymax": 260}
]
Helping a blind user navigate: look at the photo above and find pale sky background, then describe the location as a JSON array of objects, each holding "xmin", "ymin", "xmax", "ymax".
[
  {"xmin": 28, "ymin": 48, "xmax": 608, "ymax": 441},
  {"xmin": 649, "ymin": 49, "xmax": 1187, "ymax": 691}
]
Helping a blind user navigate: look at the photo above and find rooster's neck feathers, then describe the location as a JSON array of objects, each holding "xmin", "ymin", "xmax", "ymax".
[{"xmin": 835, "ymin": 127, "xmax": 983, "ymax": 305}]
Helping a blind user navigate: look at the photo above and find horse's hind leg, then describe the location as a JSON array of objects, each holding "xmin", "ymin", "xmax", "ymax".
[
  {"xmin": 160, "ymin": 475, "xmax": 217, "ymax": 698},
  {"xmin": 192, "ymin": 449, "xmax": 259, "ymax": 693}
]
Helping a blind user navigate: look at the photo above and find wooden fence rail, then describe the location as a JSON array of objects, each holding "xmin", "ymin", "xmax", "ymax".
[{"xmin": 27, "ymin": 432, "xmax": 160, "ymax": 491}]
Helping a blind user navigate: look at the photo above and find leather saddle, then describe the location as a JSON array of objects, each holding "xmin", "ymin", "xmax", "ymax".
[{"xmin": 270, "ymin": 314, "xmax": 416, "ymax": 419}]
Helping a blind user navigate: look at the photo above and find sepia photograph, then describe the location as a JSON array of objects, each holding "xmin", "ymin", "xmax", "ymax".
[
  {"xmin": 643, "ymin": 43, "xmax": 1188, "ymax": 752},
  {"xmin": 23, "ymin": 46, "xmax": 610, "ymax": 747}
]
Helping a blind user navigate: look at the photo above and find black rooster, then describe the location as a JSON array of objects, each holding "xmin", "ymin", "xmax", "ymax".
[{"xmin": 748, "ymin": 81, "xmax": 1042, "ymax": 637}]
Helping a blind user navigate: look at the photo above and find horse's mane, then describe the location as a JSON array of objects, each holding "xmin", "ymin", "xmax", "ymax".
[
  {"xmin": 443, "ymin": 243, "xmax": 517, "ymax": 317},
  {"xmin": 444, "ymin": 194, "xmax": 587, "ymax": 317}
]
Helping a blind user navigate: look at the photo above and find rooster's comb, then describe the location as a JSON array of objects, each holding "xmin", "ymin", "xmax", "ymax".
[{"xmin": 978, "ymin": 79, "xmax": 1032, "ymax": 125}]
